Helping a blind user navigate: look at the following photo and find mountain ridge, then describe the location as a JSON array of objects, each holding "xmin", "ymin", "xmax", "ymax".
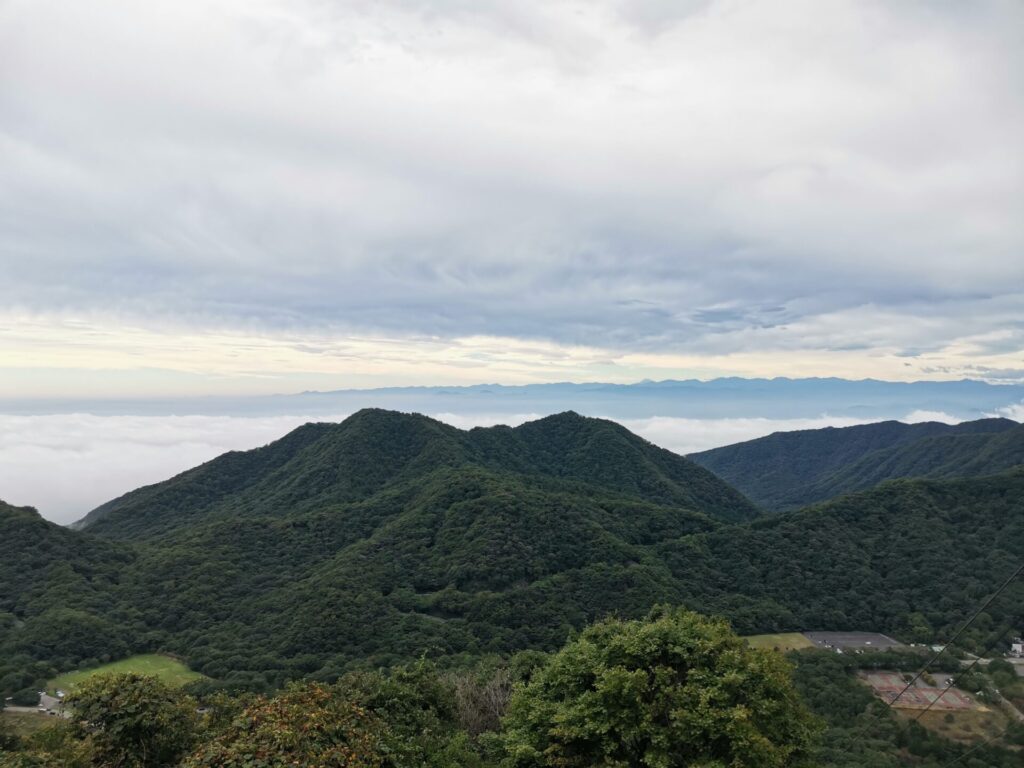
[
  {"xmin": 76, "ymin": 409, "xmax": 758, "ymax": 538},
  {"xmin": 688, "ymin": 417, "xmax": 1020, "ymax": 511},
  {"xmin": 3, "ymin": 412, "xmax": 1022, "ymax": 705}
]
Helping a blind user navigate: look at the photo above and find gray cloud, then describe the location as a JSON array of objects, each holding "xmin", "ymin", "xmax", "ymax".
[{"xmin": 1, "ymin": 0, "xmax": 1022, "ymax": 357}]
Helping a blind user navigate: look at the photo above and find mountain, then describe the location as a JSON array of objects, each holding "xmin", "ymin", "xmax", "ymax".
[
  {"xmin": 3, "ymin": 412, "xmax": 1022, "ymax": 700},
  {"xmin": 659, "ymin": 470, "xmax": 1024, "ymax": 635},
  {"xmin": 0, "ymin": 499, "xmax": 135, "ymax": 695},
  {"xmin": 6, "ymin": 377, "xmax": 1024, "ymax": 421},
  {"xmin": 688, "ymin": 417, "xmax": 1020, "ymax": 511},
  {"xmin": 77, "ymin": 409, "xmax": 759, "ymax": 539},
  {"xmin": 0, "ymin": 499, "xmax": 131, "ymax": 618}
]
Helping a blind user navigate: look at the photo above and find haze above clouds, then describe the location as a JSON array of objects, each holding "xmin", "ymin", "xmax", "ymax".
[{"xmin": 2, "ymin": 0, "xmax": 1023, "ymax": 395}]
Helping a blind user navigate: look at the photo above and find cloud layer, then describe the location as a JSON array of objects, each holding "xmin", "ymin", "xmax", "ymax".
[
  {"xmin": 1, "ymin": 409, "xmax": 970, "ymax": 524},
  {"xmin": 2, "ymin": 0, "xmax": 1023, "ymax": 394}
]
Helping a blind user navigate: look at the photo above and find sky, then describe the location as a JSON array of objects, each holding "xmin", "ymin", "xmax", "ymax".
[
  {"xmin": 2, "ymin": 1, "xmax": 1024, "ymax": 521},
  {"xmin": 2, "ymin": 0, "xmax": 1023, "ymax": 398}
]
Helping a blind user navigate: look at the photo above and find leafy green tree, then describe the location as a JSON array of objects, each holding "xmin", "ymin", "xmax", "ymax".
[
  {"xmin": 183, "ymin": 682, "xmax": 388, "ymax": 767},
  {"xmin": 339, "ymin": 662, "xmax": 483, "ymax": 767},
  {"xmin": 66, "ymin": 673, "xmax": 198, "ymax": 768},
  {"xmin": 501, "ymin": 608, "xmax": 819, "ymax": 768}
]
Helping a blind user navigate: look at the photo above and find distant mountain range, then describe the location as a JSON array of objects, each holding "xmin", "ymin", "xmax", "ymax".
[
  {"xmin": 2, "ymin": 409, "xmax": 1022, "ymax": 701},
  {"xmin": 690, "ymin": 417, "xmax": 1024, "ymax": 511},
  {"xmin": 4, "ymin": 376, "xmax": 1024, "ymax": 420}
]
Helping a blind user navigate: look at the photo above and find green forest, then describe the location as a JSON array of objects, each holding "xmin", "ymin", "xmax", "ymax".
[
  {"xmin": 689, "ymin": 416, "xmax": 1024, "ymax": 511},
  {"xmin": 2, "ymin": 410, "xmax": 1023, "ymax": 766}
]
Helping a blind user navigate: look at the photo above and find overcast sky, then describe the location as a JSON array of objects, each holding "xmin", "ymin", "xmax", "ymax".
[{"xmin": 2, "ymin": 0, "xmax": 1024, "ymax": 398}]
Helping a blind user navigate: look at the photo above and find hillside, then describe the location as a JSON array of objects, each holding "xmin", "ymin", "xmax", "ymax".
[
  {"xmin": 660, "ymin": 471, "xmax": 1024, "ymax": 635},
  {"xmin": 77, "ymin": 409, "xmax": 758, "ymax": 539},
  {"xmin": 0, "ymin": 500, "xmax": 135, "ymax": 699},
  {"xmin": 688, "ymin": 417, "xmax": 1019, "ymax": 511},
  {"xmin": 3, "ymin": 413, "xmax": 1022, "ymax": 701},
  {"xmin": 0, "ymin": 499, "xmax": 132, "ymax": 618}
]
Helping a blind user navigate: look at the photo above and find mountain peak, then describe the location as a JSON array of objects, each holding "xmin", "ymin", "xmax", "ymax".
[{"xmin": 76, "ymin": 409, "xmax": 757, "ymax": 538}]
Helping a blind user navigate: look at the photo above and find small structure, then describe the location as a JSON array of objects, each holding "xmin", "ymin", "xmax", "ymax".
[{"xmin": 1010, "ymin": 639, "xmax": 1023, "ymax": 658}]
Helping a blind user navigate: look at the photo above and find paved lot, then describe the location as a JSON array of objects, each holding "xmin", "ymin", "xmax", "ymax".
[{"xmin": 803, "ymin": 631, "xmax": 905, "ymax": 651}]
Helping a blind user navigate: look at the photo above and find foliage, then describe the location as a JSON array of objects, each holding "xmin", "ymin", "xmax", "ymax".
[
  {"xmin": 690, "ymin": 417, "xmax": 1021, "ymax": 511},
  {"xmin": 336, "ymin": 661, "xmax": 484, "ymax": 767},
  {"xmin": 0, "ymin": 722, "xmax": 91, "ymax": 768},
  {"xmin": 182, "ymin": 682, "xmax": 388, "ymax": 768},
  {"xmin": 3, "ymin": 412, "xmax": 1024, "ymax": 768},
  {"xmin": 2, "ymin": 413, "xmax": 1023, "ymax": 703},
  {"xmin": 66, "ymin": 673, "xmax": 199, "ymax": 768},
  {"xmin": 501, "ymin": 607, "xmax": 820, "ymax": 767},
  {"xmin": 0, "ymin": 714, "xmax": 18, "ymax": 752},
  {"xmin": 786, "ymin": 649, "xmax": 1024, "ymax": 768}
]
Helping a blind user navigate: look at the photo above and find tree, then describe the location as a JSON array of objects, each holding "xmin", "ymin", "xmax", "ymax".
[
  {"xmin": 182, "ymin": 682, "xmax": 388, "ymax": 767},
  {"xmin": 338, "ymin": 662, "xmax": 482, "ymax": 767},
  {"xmin": 66, "ymin": 673, "xmax": 198, "ymax": 768},
  {"xmin": 501, "ymin": 607, "xmax": 819, "ymax": 768}
]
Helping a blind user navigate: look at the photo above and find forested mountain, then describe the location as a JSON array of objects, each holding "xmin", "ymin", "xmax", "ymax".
[
  {"xmin": 77, "ymin": 409, "xmax": 759, "ymax": 539},
  {"xmin": 689, "ymin": 417, "xmax": 1020, "ymax": 511},
  {"xmin": 0, "ymin": 500, "xmax": 131, "ymax": 620},
  {"xmin": 0, "ymin": 500, "xmax": 135, "ymax": 696},
  {"xmin": 3, "ymin": 412, "xmax": 1022, "ymax": 705}
]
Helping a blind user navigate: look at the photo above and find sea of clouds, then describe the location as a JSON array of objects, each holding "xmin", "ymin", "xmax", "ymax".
[{"xmin": 0, "ymin": 409, "xmax": 971, "ymax": 525}]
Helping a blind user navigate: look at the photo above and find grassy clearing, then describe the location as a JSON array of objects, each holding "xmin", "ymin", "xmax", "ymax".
[
  {"xmin": 909, "ymin": 707, "xmax": 1008, "ymax": 745},
  {"xmin": 48, "ymin": 654, "xmax": 206, "ymax": 693},
  {"xmin": 744, "ymin": 632, "xmax": 815, "ymax": 652},
  {"xmin": 1, "ymin": 710, "xmax": 57, "ymax": 737}
]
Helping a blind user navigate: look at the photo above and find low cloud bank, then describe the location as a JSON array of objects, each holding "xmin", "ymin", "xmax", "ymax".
[{"xmin": 0, "ymin": 410, "xmax": 968, "ymax": 524}]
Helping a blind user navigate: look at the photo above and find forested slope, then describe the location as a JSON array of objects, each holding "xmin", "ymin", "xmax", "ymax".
[
  {"xmin": 689, "ymin": 417, "xmax": 1019, "ymax": 510},
  {"xmin": 3, "ymin": 413, "xmax": 1022, "ymax": 701},
  {"xmin": 78, "ymin": 410, "xmax": 757, "ymax": 540}
]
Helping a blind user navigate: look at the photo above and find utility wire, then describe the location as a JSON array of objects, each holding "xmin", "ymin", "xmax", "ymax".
[
  {"xmin": 912, "ymin": 623, "xmax": 1014, "ymax": 722},
  {"xmin": 889, "ymin": 561, "xmax": 1023, "ymax": 707},
  {"xmin": 938, "ymin": 730, "xmax": 1003, "ymax": 768}
]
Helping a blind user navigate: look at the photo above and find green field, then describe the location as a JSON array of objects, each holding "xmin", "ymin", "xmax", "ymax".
[
  {"xmin": 48, "ymin": 654, "xmax": 206, "ymax": 693},
  {"xmin": 743, "ymin": 632, "xmax": 815, "ymax": 652}
]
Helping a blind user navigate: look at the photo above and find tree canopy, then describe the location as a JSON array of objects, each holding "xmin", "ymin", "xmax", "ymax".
[{"xmin": 501, "ymin": 608, "xmax": 819, "ymax": 768}]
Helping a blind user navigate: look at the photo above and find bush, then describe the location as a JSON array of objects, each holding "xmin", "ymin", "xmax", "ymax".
[
  {"xmin": 501, "ymin": 607, "xmax": 820, "ymax": 767},
  {"xmin": 67, "ymin": 673, "xmax": 198, "ymax": 768}
]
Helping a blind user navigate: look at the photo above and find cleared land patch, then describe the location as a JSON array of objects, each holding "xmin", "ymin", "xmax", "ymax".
[
  {"xmin": 861, "ymin": 671, "xmax": 977, "ymax": 710},
  {"xmin": 744, "ymin": 633, "xmax": 815, "ymax": 652},
  {"xmin": 910, "ymin": 708, "xmax": 1009, "ymax": 745},
  {"xmin": 48, "ymin": 654, "xmax": 206, "ymax": 693}
]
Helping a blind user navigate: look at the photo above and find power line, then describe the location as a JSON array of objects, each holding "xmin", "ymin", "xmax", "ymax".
[
  {"xmin": 938, "ymin": 730, "xmax": 1004, "ymax": 768},
  {"xmin": 889, "ymin": 561, "xmax": 1023, "ymax": 707},
  {"xmin": 912, "ymin": 623, "xmax": 1014, "ymax": 722}
]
